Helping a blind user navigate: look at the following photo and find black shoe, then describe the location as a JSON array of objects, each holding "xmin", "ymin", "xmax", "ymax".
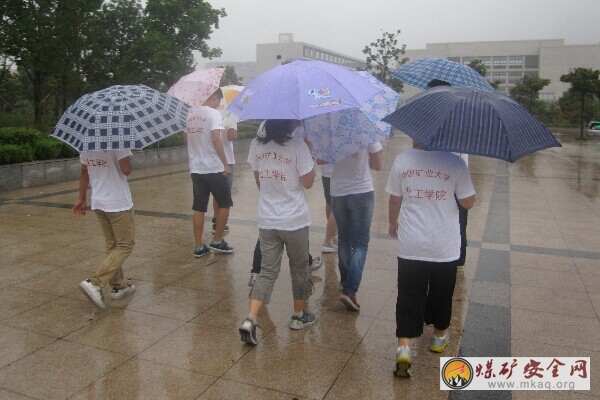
[
  {"xmin": 209, "ymin": 240, "xmax": 234, "ymax": 253},
  {"xmin": 194, "ymin": 245, "xmax": 211, "ymax": 258}
]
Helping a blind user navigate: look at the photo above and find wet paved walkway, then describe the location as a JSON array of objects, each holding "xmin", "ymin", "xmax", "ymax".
[{"xmin": 0, "ymin": 132, "xmax": 598, "ymax": 399}]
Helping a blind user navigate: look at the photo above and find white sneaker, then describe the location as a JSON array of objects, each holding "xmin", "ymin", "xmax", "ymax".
[
  {"xmin": 110, "ymin": 282, "xmax": 135, "ymax": 300},
  {"xmin": 321, "ymin": 244, "xmax": 338, "ymax": 253},
  {"xmin": 248, "ymin": 272, "xmax": 258, "ymax": 287},
  {"xmin": 309, "ymin": 256, "xmax": 322, "ymax": 272},
  {"xmin": 79, "ymin": 279, "xmax": 105, "ymax": 309}
]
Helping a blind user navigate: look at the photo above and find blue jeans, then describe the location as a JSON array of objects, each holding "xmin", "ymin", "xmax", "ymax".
[{"xmin": 331, "ymin": 191, "xmax": 374, "ymax": 296}]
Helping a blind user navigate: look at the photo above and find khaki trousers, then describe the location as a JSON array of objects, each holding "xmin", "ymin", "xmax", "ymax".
[{"xmin": 90, "ymin": 209, "xmax": 135, "ymax": 289}]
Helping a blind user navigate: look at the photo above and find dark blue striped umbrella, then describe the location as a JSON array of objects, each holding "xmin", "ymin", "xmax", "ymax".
[
  {"xmin": 391, "ymin": 58, "xmax": 494, "ymax": 91},
  {"xmin": 51, "ymin": 85, "xmax": 190, "ymax": 152},
  {"xmin": 382, "ymin": 86, "xmax": 561, "ymax": 162}
]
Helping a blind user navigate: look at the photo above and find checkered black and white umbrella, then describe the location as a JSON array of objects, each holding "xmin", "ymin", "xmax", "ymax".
[
  {"xmin": 391, "ymin": 58, "xmax": 494, "ymax": 91},
  {"xmin": 51, "ymin": 85, "xmax": 190, "ymax": 152}
]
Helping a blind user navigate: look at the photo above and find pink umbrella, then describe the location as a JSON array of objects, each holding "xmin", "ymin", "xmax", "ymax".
[{"xmin": 167, "ymin": 68, "xmax": 225, "ymax": 108}]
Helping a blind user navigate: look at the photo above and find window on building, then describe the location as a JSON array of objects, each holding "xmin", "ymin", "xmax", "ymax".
[
  {"xmin": 492, "ymin": 57, "xmax": 507, "ymax": 68},
  {"xmin": 508, "ymin": 71, "xmax": 523, "ymax": 83},
  {"xmin": 448, "ymin": 57, "xmax": 460, "ymax": 63},
  {"xmin": 508, "ymin": 56, "xmax": 523, "ymax": 68},
  {"xmin": 539, "ymin": 93, "xmax": 555, "ymax": 102},
  {"xmin": 492, "ymin": 72, "xmax": 507, "ymax": 82},
  {"xmin": 524, "ymin": 55, "xmax": 539, "ymax": 69},
  {"xmin": 479, "ymin": 57, "xmax": 492, "ymax": 67}
]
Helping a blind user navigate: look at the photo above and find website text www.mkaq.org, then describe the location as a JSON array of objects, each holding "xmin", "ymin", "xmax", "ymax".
[{"xmin": 487, "ymin": 380, "xmax": 576, "ymax": 390}]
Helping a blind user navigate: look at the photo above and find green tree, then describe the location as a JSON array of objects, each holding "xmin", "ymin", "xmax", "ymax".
[
  {"xmin": 219, "ymin": 66, "xmax": 242, "ymax": 86},
  {"xmin": 509, "ymin": 75, "xmax": 551, "ymax": 113},
  {"xmin": 558, "ymin": 89, "xmax": 600, "ymax": 128},
  {"xmin": 467, "ymin": 59, "xmax": 500, "ymax": 89},
  {"xmin": 82, "ymin": 0, "xmax": 145, "ymax": 90},
  {"xmin": 362, "ymin": 30, "xmax": 408, "ymax": 93},
  {"xmin": 0, "ymin": 0, "xmax": 102, "ymax": 124},
  {"xmin": 142, "ymin": 0, "xmax": 226, "ymax": 89},
  {"xmin": 560, "ymin": 67, "xmax": 600, "ymax": 138}
]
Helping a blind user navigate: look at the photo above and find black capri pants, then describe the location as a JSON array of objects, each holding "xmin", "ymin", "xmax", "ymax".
[{"xmin": 395, "ymin": 257, "xmax": 458, "ymax": 338}]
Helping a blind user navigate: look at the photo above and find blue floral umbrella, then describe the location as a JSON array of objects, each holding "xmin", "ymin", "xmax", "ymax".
[
  {"xmin": 226, "ymin": 60, "xmax": 378, "ymax": 120},
  {"xmin": 302, "ymin": 71, "xmax": 400, "ymax": 163},
  {"xmin": 51, "ymin": 85, "xmax": 190, "ymax": 152},
  {"xmin": 391, "ymin": 58, "xmax": 494, "ymax": 91},
  {"xmin": 382, "ymin": 86, "xmax": 561, "ymax": 162}
]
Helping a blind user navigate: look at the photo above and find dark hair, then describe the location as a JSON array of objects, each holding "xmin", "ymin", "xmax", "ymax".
[
  {"xmin": 426, "ymin": 79, "xmax": 451, "ymax": 88},
  {"xmin": 257, "ymin": 119, "xmax": 296, "ymax": 146}
]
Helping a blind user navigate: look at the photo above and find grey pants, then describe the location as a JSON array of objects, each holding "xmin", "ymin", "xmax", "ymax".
[{"xmin": 251, "ymin": 226, "xmax": 311, "ymax": 304}]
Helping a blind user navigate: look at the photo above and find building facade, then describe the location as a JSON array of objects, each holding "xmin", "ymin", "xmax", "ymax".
[
  {"xmin": 206, "ymin": 33, "xmax": 365, "ymax": 85},
  {"xmin": 404, "ymin": 39, "xmax": 600, "ymax": 102}
]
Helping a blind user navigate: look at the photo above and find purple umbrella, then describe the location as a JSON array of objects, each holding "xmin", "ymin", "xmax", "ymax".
[{"xmin": 226, "ymin": 60, "xmax": 378, "ymax": 120}]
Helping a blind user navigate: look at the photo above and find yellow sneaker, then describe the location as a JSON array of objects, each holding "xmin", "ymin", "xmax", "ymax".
[{"xmin": 394, "ymin": 346, "xmax": 412, "ymax": 378}]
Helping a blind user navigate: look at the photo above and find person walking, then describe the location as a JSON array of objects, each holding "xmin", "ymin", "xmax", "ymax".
[
  {"xmin": 74, "ymin": 150, "xmax": 136, "ymax": 309},
  {"xmin": 320, "ymin": 164, "xmax": 338, "ymax": 253},
  {"xmin": 211, "ymin": 111, "xmax": 237, "ymax": 234},
  {"xmin": 239, "ymin": 119, "xmax": 316, "ymax": 345},
  {"xmin": 184, "ymin": 88, "xmax": 234, "ymax": 257},
  {"xmin": 386, "ymin": 140, "xmax": 476, "ymax": 378},
  {"xmin": 330, "ymin": 142, "xmax": 382, "ymax": 311}
]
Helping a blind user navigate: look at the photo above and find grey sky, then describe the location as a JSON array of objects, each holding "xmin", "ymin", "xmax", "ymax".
[{"xmin": 200, "ymin": 0, "xmax": 600, "ymax": 64}]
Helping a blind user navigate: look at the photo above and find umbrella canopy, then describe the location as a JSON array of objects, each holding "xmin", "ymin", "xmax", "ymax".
[
  {"xmin": 167, "ymin": 68, "xmax": 225, "ymax": 108},
  {"xmin": 51, "ymin": 85, "xmax": 190, "ymax": 152},
  {"xmin": 226, "ymin": 60, "xmax": 379, "ymax": 120},
  {"xmin": 382, "ymin": 86, "xmax": 561, "ymax": 162},
  {"xmin": 220, "ymin": 85, "xmax": 245, "ymax": 108},
  {"xmin": 391, "ymin": 58, "xmax": 494, "ymax": 91},
  {"xmin": 218, "ymin": 85, "xmax": 244, "ymax": 127},
  {"xmin": 303, "ymin": 71, "xmax": 400, "ymax": 163}
]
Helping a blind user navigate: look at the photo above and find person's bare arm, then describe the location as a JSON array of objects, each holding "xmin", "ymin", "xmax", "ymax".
[
  {"xmin": 299, "ymin": 168, "xmax": 316, "ymax": 189},
  {"xmin": 226, "ymin": 127, "xmax": 237, "ymax": 141},
  {"xmin": 388, "ymin": 194, "xmax": 403, "ymax": 238},
  {"xmin": 369, "ymin": 150, "xmax": 383, "ymax": 171},
  {"xmin": 458, "ymin": 194, "xmax": 476, "ymax": 210},
  {"xmin": 211, "ymin": 129, "xmax": 231, "ymax": 176},
  {"xmin": 254, "ymin": 171, "xmax": 260, "ymax": 189},
  {"xmin": 72, "ymin": 164, "xmax": 89, "ymax": 218},
  {"xmin": 118, "ymin": 156, "xmax": 132, "ymax": 176}
]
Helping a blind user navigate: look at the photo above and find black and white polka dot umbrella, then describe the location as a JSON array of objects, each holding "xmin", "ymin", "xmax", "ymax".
[{"xmin": 51, "ymin": 85, "xmax": 190, "ymax": 152}]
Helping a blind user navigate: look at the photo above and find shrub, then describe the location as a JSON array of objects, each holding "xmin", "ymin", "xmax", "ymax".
[
  {"xmin": 0, "ymin": 127, "xmax": 42, "ymax": 145},
  {"xmin": 34, "ymin": 137, "xmax": 63, "ymax": 160},
  {"xmin": 0, "ymin": 144, "xmax": 35, "ymax": 164}
]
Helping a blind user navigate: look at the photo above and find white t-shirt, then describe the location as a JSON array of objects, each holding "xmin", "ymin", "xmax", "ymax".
[
  {"xmin": 221, "ymin": 111, "xmax": 237, "ymax": 164},
  {"xmin": 321, "ymin": 164, "xmax": 333, "ymax": 178},
  {"xmin": 247, "ymin": 137, "xmax": 314, "ymax": 230},
  {"xmin": 386, "ymin": 149, "xmax": 476, "ymax": 262},
  {"xmin": 185, "ymin": 106, "xmax": 224, "ymax": 174},
  {"xmin": 330, "ymin": 141, "xmax": 382, "ymax": 197},
  {"xmin": 80, "ymin": 150, "xmax": 133, "ymax": 212}
]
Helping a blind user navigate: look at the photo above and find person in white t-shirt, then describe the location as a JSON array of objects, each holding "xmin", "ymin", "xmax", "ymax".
[
  {"xmin": 239, "ymin": 119, "xmax": 316, "ymax": 345},
  {"xmin": 330, "ymin": 141, "xmax": 382, "ymax": 312},
  {"xmin": 74, "ymin": 149, "xmax": 136, "ymax": 309},
  {"xmin": 184, "ymin": 88, "xmax": 234, "ymax": 257},
  {"xmin": 386, "ymin": 140, "xmax": 476, "ymax": 378},
  {"xmin": 210, "ymin": 111, "xmax": 237, "ymax": 234},
  {"xmin": 320, "ymin": 164, "xmax": 338, "ymax": 253}
]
